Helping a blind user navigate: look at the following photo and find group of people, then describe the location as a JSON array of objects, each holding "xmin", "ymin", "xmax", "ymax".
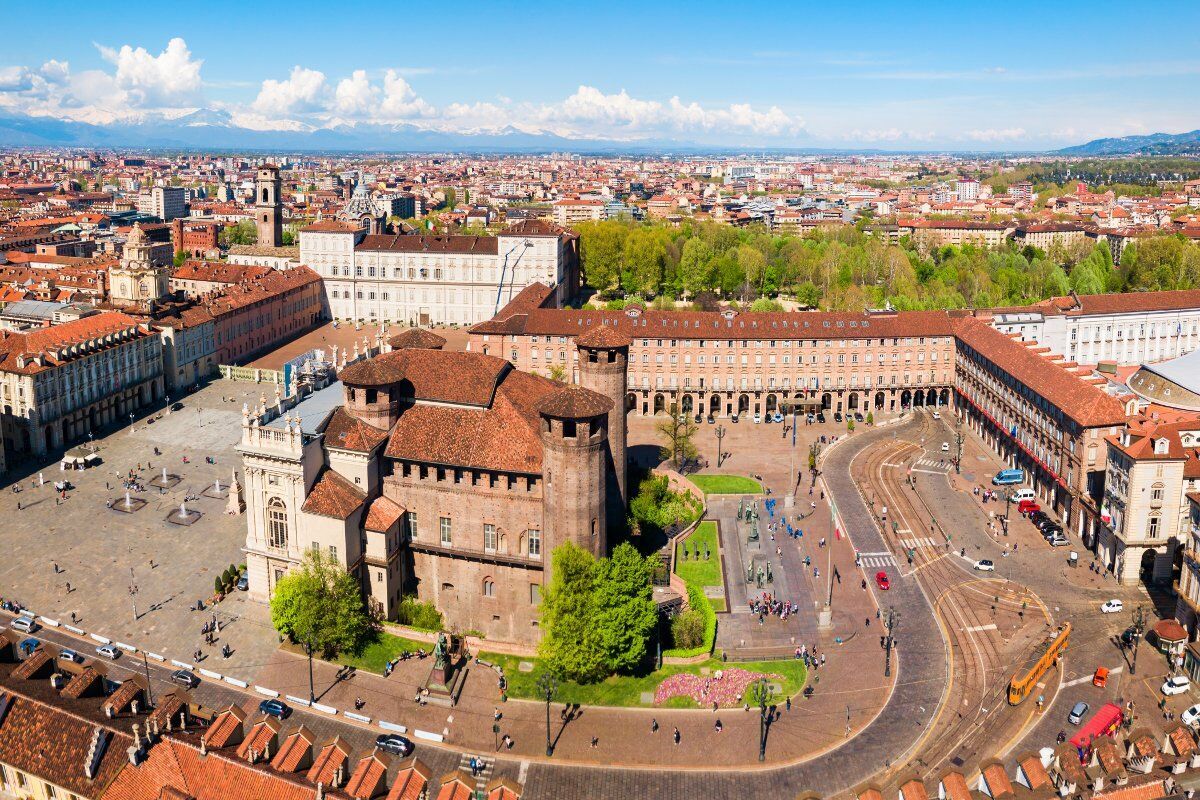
[
  {"xmin": 793, "ymin": 643, "xmax": 826, "ymax": 670},
  {"xmin": 750, "ymin": 592, "xmax": 798, "ymax": 622}
]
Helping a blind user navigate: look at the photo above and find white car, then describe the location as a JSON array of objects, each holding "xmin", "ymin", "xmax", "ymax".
[
  {"xmin": 1183, "ymin": 704, "xmax": 1200, "ymax": 728},
  {"xmin": 941, "ymin": 442, "xmax": 950, "ymax": 452},
  {"xmin": 10, "ymin": 615, "xmax": 38, "ymax": 634},
  {"xmin": 974, "ymin": 559, "xmax": 996, "ymax": 572},
  {"xmin": 95, "ymin": 644, "xmax": 121, "ymax": 660},
  {"xmin": 1163, "ymin": 675, "xmax": 1192, "ymax": 696},
  {"xmin": 1100, "ymin": 599, "xmax": 1124, "ymax": 614},
  {"xmin": 932, "ymin": 411, "xmax": 941, "ymax": 420}
]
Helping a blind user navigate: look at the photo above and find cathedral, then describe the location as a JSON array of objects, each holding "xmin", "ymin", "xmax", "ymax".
[
  {"xmin": 238, "ymin": 325, "xmax": 629, "ymax": 644},
  {"xmin": 108, "ymin": 223, "xmax": 170, "ymax": 311}
]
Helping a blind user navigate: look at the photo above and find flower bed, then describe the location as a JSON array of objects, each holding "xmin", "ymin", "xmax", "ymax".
[{"xmin": 653, "ymin": 666, "xmax": 782, "ymax": 707}]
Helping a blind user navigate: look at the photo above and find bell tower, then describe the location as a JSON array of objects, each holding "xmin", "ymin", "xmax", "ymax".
[{"xmin": 255, "ymin": 165, "xmax": 283, "ymax": 247}]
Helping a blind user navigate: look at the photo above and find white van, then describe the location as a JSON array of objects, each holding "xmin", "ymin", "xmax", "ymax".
[{"xmin": 1009, "ymin": 488, "xmax": 1035, "ymax": 503}]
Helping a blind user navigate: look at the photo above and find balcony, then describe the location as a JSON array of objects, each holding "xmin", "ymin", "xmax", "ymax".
[{"xmin": 1175, "ymin": 581, "xmax": 1200, "ymax": 615}]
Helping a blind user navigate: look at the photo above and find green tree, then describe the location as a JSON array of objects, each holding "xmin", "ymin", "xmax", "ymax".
[
  {"xmin": 270, "ymin": 549, "xmax": 373, "ymax": 659},
  {"xmin": 220, "ymin": 219, "xmax": 257, "ymax": 247},
  {"xmin": 539, "ymin": 543, "xmax": 606, "ymax": 682},
  {"xmin": 173, "ymin": 250, "xmax": 188, "ymax": 268},
  {"xmin": 656, "ymin": 403, "xmax": 699, "ymax": 469},
  {"xmin": 578, "ymin": 221, "xmax": 628, "ymax": 293},
  {"xmin": 622, "ymin": 228, "xmax": 667, "ymax": 296},
  {"xmin": 590, "ymin": 543, "xmax": 657, "ymax": 674},
  {"xmin": 678, "ymin": 237, "xmax": 715, "ymax": 299}
]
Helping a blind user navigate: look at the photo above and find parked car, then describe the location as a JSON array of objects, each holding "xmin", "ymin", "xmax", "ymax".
[
  {"xmin": 95, "ymin": 644, "xmax": 121, "ymax": 660},
  {"xmin": 375, "ymin": 733, "xmax": 414, "ymax": 756},
  {"xmin": 1101, "ymin": 599, "xmax": 1124, "ymax": 614},
  {"xmin": 772, "ymin": 413, "xmax": 784, "ymax": 423},
  {"xmin": 236, "ymin": 574, "xmax": 249, "ymax": 592},
  {"xmin": 834, "ymin": 412, "xmax": 843, "ymax": 423},
  {"xmin": 1018, "ymin": 500, "xmax": 1041, "ymax": 514},
  {"xmin": 875, "ymin": 571, "xmax": 890, "ymax": 590},
  {"xmin": 170, "ymin": 669, "xmax": 200, "ymax": 689},
  {"xmin": 1163, "ymin": 675, "xmax": 1192, "ymax": 696},
  {"xmin": 816, "ymin": 413, "xmax": 826, "ymax": 423},
  {"xmin": 731, "ymin": 413, "xmax": 740, "ymax": 423},
  {"xmin": 1184, "ymin": 704, "xmax": 1200, "ymax": 728},
  {"xmin": 258, "ymin": 699, "xmax": 291, "ymax": 719},
  {"xmin": 707, "ymin": 415, "xmax": 716, "ymax": 425},
  {"xmin": 10, "ymin": 615, "xmax": 38, "ymax": 634},
  {"xmin": 1048, "ymin": 534, "xmax": 1070, "ymax": 547},
  {"xmin": 932, "ymin": 410, "xmax": 941, "ymax": 420},
  {"xmin": 854, "ymin": 412, "xmax": 864, "ymax": 422},
  {"xmin": 1068, "ymin": 701, "xmax": 1090, "ymax": 725},
  {"xmin": 694, "ymin": 413, "xmax": 703, "ymax": 424},
  {"xmin": 753, "ymin": 414, "xmax": 762, "ymax": 424},
  {"xmin": 974, "ymin": 559, "xmax": 995, "ymax": 572},
  {"xmin": 1009, "ymin": 488, "xmax": 1037, "ymax": 503},
  {"xmin": 58, "ymin": 649, "xmax": 84, "ymax": 664},
  {"xmin": 940, "ymin": 442, "xmax": 950, "ymax": 452}
]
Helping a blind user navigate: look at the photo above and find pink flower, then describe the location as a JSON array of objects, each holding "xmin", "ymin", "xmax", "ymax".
[{"xmin": 653, "ymin": 668, "xmax": 784, "ymax": 706}]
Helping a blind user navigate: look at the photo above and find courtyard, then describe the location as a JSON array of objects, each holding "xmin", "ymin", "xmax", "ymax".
[{"xmin": 0, "ymin": 379, "xmax": 279, "ymax": 680}]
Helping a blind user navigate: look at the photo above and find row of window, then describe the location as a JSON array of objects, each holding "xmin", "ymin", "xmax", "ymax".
[
  {"xmin": 633, "ymin": 373, "xmax": 948, "ymax": 390},
  {"xmin": 419, "ymin": 513, "xmax": 541, "ymax": 557}
]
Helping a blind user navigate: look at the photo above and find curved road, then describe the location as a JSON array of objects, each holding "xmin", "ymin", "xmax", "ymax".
[{"xmin": 523, "ymin": 418, "xmax": 950, "ymax": 798}]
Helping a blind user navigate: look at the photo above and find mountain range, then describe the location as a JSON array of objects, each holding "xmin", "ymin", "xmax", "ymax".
[
  {"xmin": 2, "ymin": 106, "xmax": 1200, "ymax": 156},
  {"xmin": 1053, "ymin": 129, "xmax": 1200, "ymax": 156}
]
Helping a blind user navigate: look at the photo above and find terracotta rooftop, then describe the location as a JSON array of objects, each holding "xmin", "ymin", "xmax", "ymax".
[
  {"xmin": 339, "ymin": 349, "xmax": 511, "ymax": 408},
  {"xmin": 386, "ymin": 758, "xmax": 432, "ymax": 800},
  {"xmin": 204, "ymin": 706, "xmax": 247, "ymax": 749},
  {"xmin": 301, "ymin": 469, "xmax": 367, "ymax": 521},
  {"xmin": 307, "ymin": 736, "xmax": 351, "ymax": 786},
  {"xmin": 270, "ymin": 725, "xmax": 315, "ymax": 774},
  {"xmin": 345, "ymin": 751, "xmax": 390, "ymax": 799},
  {"xmin": 576, "ymin": 323, "xmax": 632, "ymax": 349},
  {"xmin": 388, "ymin": 328, "xmax": 447, "ymax": 350},
  {"xmin": 536, "ymin": 383, "xmax": 614, "ymax": 419},
  {"xmin": 358, "ymin": 233, "xmax": 499, "ymax": 255},
  {"xmin": 365, "ymin": 495, "xmax": 405, "ymax": 532},
  {"xmin": 324, "ymin": 407, "xmax": 389, "ymax": 453}
]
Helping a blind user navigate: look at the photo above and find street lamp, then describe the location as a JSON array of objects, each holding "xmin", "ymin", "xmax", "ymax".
[
  {"xmin": 536, "ymin": 671, "xmax": 558, "ymax": 757},
  {"xmin": 305, "ymin": 641, "xmax": 316, "ymax": 703},
  {"xmin": 750, "ymin": 677, "xmax": 775, "ymax": 762},
  {"xmin": 715, "ymin": 424, "xmax": 726, "ymax": 468}
]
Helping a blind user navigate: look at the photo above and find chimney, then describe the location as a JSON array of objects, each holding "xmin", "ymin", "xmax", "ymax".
[
  {"xmin": 316, "ymin": 782, "xmax": 324, "ymax": 800},
  {"xmin": 199, "ymin": 735, "xmax": 207, "ymax": 757},
  {"xmin": 131, "ymin": 723, "xmax": 141, "ymax": 749}
]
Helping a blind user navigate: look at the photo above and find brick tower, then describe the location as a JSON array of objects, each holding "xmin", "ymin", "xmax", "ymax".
[
  {"xmin": 538, "ymin": 385, "xmax": 614, "ymax": 562},
  {"xmin": 255, "ymin": 165, "xmax": 283, "ymax": 247},
  {"xmin": 575, "ymin": 325, "xmax": 630, "ymax": 520}
]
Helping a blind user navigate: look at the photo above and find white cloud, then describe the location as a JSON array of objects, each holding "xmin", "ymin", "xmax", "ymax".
[
  {"xmin": 39, "ymin": 60, "xmax": 70, "ymax": 84},
  {"xmin": 379, "ymin": 70, "xmax": 434, "ymax": 119},
  {"xmin": 334, "ymin": 70, "xmax": 376, "ymax": 116},
  {"xmin": 252, "ymin": 66, "xmax": 328, "ymax": 116},
  {"xmin": 0, "ymin": 67, "xmax": 36, "ymax": 93},
  {"xmin": 96, "ymin": 37, "xmax": 202, "ymax": 106},
  {"xmin": 965, "ymin": 127, "xmax": 1027, "ymax": 142}
]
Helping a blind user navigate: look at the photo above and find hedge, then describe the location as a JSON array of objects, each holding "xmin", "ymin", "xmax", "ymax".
[{"xmin": 663, "ymin": 581, "xmax": 717, "ymax": 659}]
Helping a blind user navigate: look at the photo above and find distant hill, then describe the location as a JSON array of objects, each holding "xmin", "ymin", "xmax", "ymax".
[{"xmin": 1056, "ymin": 130, "xmax": 1200, "ymax": 156}]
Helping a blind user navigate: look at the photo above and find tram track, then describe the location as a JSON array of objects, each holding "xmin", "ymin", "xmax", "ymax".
[{"xmin": 849, "ymin": 413, "xmax": 1056, "ymax": 782}]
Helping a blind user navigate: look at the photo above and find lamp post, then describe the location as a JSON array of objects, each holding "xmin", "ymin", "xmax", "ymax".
[
  {"xmin": 751, "ymin": 677, "xmax": 775, "ymax": 762},
  {"xmin": 536, "ymin": 671, "xmax": 558, "ymax": 757},
  {"xmin": 955, "ymin": 416, "xmax": 964, "ymax": 475},
  {"xmin": 305, "ymin": 641, "xmax": 316, "ymax": 703},
  {"xmin": 715, "ymin": 424, "xmax": 726, "ymax": 468}
]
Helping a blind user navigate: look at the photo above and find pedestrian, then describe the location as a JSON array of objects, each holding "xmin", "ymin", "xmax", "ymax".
[
  {"xmin": 714, "ymin": 720, "xmax": 723, "ymax": 733},
  {"xmin": 65, "ymin": 582, "xmax": 71, "ymax": 594},
  {"xmin": 786, "ymin": 696, "xmax": 791, "ymax": 712},
  {"xmin": 651, "ymin": 718, "xmax": 659, "ymax": 733},
  {"xmin": 590, "ymin": 736, "xmax": 599, "ymax": 748},
  {"xmin": 469, "ymin": 757, "xmax": 478, "ymax": 776},
  {"xmin": 52, "ymin": 562, "xmax": 58, "ymax": 574},
  {"xmin": 494, "ymin": 707, "xmax": 502, "ymax": 722},
  {"xmin": 70, "ymin": 611, "xmax": 77, "ymax": 624},
  {"xmin": 673, "ymin": 727, "xmax": 680, "ymax": 746}
]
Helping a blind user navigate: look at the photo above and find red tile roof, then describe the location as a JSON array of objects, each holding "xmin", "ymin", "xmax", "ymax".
[
  {"xmin": 0, "ymin": 311, "xmax": 148, "ymax": 375},
  {"xmin": 235, "ymin": 716, "xmax": 280, "ymax": 761},
  {"xmin": 324, "ymin": 407, "xmax": 389, "ymax": 453},
  {"xmin": 953, "ymin": 316, "xmax": 1127, "ymax": 427},
  {"xmin": 436, "ymin": 771, "xmax": 476, "ymax": 800},
  {"xmin": 365, "ymin": 495, "xmax": 405, "ymax": 532},
  {"xmin": 302, "ymin": 469, "xmax": 366, "ymax": 520},
  {"xmin": 386, "ymin": 758, "xmax": 432, "ymax": 800},
  {"xmin": 358, "ymin": 233, "xmax": 499, "ymax": 255},
  {"xmin": 307, "ymin": 736, "xmax": 351, "ymax": 786},
  {"xmin": 270, "ymin": 726, "xmax": 315, "ymax": 773},
  {"xmin": 345, "ymin": 751, "xmax": 390, "ymax": 799},
  {"xmin": 204, "ymin": 706, "xmax": 246, "ymax": 749},
  {"xmin": 339, "ymin": 349, "xmax": 510, "ymax": 406}
]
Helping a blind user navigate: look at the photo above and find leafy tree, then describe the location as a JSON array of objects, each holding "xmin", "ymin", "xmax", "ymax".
[
  {"xmin": 678, "ymin": 237, "xmax": 714, "ymax": 299},
  {"xmin": 590, "ymin": 543, "xmax": 657, "ymax": 674},
  {"xmin": 578, "ymin": 221, "xmax": 628, "ymax": 293},
  {"xmin": 539, "ymin": 542, "xmax": 606, "ymax": 682},
  {"xmin": 547, "ymin": 363, "xmax": 567, "ymax": 382},
  {"xmin": 622, "ymin": 228, "xmax": 667, "ymax": 296},
  {"xmin": 670, "ymin": 608, "xmax": 705, "ymax": 649},
  {"xmin": 656, "ymin": 403, "xmax": 699, "ymax": 469},
  {"xmin": 220, "ymin": 219, "xmax": 257, "ymax": 247},
  {"xmin": 749, "ymin": 297, "xmax": 784, "ymax": 312},
  {"xmin": 270, "ymin": 549, "xmax": 373, "ymax": 659},
  {"xmin": 173, "ymin": 250, "xmax": 187, "ymax": 268}
]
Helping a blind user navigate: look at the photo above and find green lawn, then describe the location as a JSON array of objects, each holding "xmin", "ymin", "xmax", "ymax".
[
  {"xmin": 479, "ymin": 652, "xmax": 807, "ymax": 708},
  {"xmin": 335, "ymin": 631, "xmax": 429, "ymax": 674},
  {"xmin": 689, "ymin": 474, "xmax": 762, "ymax": 495},
  {"xmin": 674, "ymin": 521, "xmax": 722, "ymax": 588}
]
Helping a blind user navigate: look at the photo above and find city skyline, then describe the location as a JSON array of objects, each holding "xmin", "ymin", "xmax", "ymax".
[{"xmin": 1, "ymin": 0, "xmax": 1199, "ymax": 151}]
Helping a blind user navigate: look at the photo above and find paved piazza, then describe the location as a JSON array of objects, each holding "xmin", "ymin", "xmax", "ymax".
[{"xmin": 0, "ymin": 380, "xmax": 277, "ymax": 676}]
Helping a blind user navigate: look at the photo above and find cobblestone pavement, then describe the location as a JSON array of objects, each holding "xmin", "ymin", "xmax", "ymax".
[{"xmin": 0, "ymin": 380, "xmax": 280, "ymax": 680}]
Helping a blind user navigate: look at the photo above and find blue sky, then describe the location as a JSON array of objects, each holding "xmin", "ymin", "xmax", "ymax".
[{"xmin": 1, "ymin": 0, "xmax": 1198, "ymax": 149}]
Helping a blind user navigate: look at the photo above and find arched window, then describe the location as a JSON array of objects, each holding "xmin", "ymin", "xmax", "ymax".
[
  {"xmin": 267, "ymin": 498, "xmax": 288, "ymax": 550},
  {"xmin": 482, "ymin": 578, "xmax": 495, "ymax": 598}
]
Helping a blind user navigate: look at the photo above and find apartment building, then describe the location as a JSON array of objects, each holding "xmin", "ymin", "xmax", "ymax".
[
  {"xmin": 898, "ymin": 219, "xmax": 1012, "ymax": 248},
  {"xmin": 299, "ymin": 219, "xmax": 579, "ymax": 326},
  {"xmin": 0, "ymin": 311, "xmax": 164, "ymax": 459},
  {"xmin": 552, "ymin": 197, "xmax": 605, "ymax": 226},
  {"xmin": 135, "ymin": 185, "xmax": 186, "ymax": 221},
  {"xmin": 952, "ymin": 316, "xmax": 1129, "ymax": 550},
  {"xmin": 990, "ymin": 289, "xmax": 1200, "ymax": 365},
  {"xmin": 469, "ymin": 285, "xmax": 957, "ymax": 419}
]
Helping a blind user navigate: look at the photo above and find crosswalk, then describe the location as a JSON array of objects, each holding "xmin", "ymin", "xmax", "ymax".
[
  {"xmin": 458, "ymin": 753, "xmax": 495, "ymax": 790},
  {"xmin": 912, "ymin": 457, "xmax": 951, "ymax": 472},
  {"xmin": 899, "ymin": 537, "xmax": 938, "ymax": 550},
  {"xmin": 857, "ymin": 552, "xmax": 895, "ymax": 568}
]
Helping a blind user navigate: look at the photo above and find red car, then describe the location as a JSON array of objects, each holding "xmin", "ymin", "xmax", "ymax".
[
  {"xmin": 875, "ymin": 571, "xmax": 890, "ymax": 590},
  {"xmin": 1018, "ymin": 499, "xmax": 1040, "ymax": 514}
]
